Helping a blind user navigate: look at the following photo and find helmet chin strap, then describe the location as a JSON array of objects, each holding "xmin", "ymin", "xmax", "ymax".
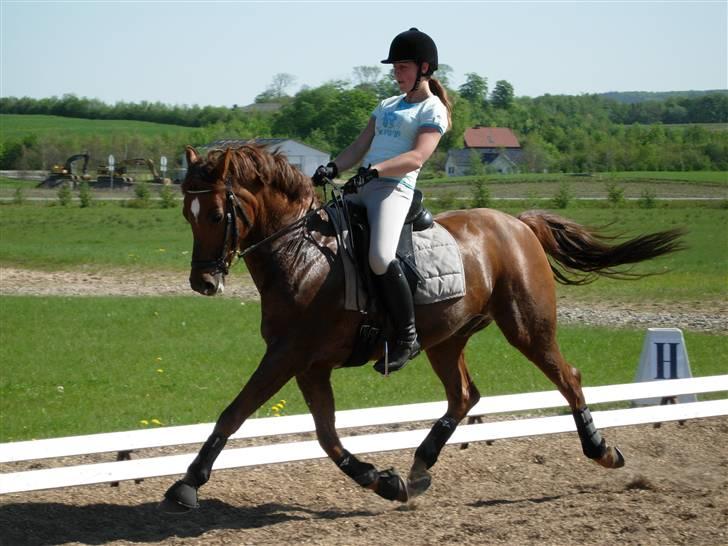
[{"xmin": 409, "ymin": 62, "xmax": 424, "ymax": 94}]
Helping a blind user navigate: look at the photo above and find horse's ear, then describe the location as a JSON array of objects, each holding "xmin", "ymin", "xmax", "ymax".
[
  {"xmin": 214, "ymin": 147, "xmax": 234, "ymax": 182},
  {"xmin": 185, "ymin": 146, "xmax": 201, "ymax": 166}
]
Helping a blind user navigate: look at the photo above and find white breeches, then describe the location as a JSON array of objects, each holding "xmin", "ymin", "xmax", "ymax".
[{"xmin": 345, "ymin": 179, "xmax": 414, "ymax": 275}]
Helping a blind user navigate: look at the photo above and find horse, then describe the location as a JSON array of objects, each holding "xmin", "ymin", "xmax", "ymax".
[{"xmin": 161, "ymin": 144, "xmax": 684, "ymax": 512}]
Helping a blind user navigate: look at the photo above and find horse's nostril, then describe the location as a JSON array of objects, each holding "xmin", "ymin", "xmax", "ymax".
[{"xmin": 203, "ymin": 281, "xmax": 216, "ymax": 293}]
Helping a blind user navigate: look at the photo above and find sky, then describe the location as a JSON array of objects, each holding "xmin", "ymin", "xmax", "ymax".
[{"xmin": 1, "ymin": 0, "xmax": 726, "ymax": 108}]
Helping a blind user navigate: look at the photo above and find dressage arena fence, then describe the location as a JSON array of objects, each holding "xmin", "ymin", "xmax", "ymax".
[{"xmin": 1, "ymin": 375, "xmax": 727, "ymax": 495}]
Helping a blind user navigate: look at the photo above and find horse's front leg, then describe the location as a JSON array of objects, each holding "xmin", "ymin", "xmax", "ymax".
[
  {"xmin": 296, "ymin": 367, "xmax": 408, "ymax": 503},
  {"xmin": 408, "ymin": 336, "xmax": 480, "ymax": 499},
  {"xmin": 161, "ymin": 346, "xmax": 297, "ymax": 513}
]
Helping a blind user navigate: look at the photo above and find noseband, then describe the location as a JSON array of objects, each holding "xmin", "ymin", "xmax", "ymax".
[{"xmin": 185, "ymin": 177, "xmax": 251, "ymax": 276}]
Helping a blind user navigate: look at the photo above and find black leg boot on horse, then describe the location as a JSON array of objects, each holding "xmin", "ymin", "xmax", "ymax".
[{"xmin": 373, "ymin": 261, "xmax": 421, "ymax": 375}]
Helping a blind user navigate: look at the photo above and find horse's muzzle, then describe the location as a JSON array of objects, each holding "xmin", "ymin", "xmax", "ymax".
[{"xmin": 189, "ymin": 271, "xmax": 225, "ymax": 296}]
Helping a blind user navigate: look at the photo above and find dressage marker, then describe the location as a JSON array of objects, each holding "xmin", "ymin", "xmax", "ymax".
[{"xmin": 2, "ymin": 375, "xmax": 726, "ymax": 495}]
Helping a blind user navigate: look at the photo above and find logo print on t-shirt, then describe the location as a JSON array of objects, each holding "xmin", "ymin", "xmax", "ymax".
[{"xmin": 380, "ymin": 110, "xmax": 402, "ymax": 137}]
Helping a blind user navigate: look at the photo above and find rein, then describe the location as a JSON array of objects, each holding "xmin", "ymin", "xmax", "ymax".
[{"xmin": 185, "ymin": 177, "xmax": 322, "ymax": 275}]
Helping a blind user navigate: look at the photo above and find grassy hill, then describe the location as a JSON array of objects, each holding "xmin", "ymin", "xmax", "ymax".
[{"xmin": 1, "ymin": 114, "xmax": 197, "ymax": 140}]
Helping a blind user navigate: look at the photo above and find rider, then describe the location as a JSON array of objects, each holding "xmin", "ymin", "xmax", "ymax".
[{"xmin": 312, "ymin": 28, "xmax": 452, "ymax": 374}]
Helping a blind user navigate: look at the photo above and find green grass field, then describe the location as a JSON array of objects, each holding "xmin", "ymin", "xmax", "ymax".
[
  {"xmin": 0, "ymin": 203, "xmax": 189, "ymax": 271},
  {"xmin": 0, "ymin": 114, "xmax": 197, "ymax": 140},
  {"xmin": 1, "ymin": 296, "xmax": 725, "ymax": 442}
]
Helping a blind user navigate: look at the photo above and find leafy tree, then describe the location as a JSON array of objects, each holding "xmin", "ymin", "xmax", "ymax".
[
  {"xmin": 353, "ymin": 66, "xmax": 381, "ymax": 88},
  {"xmin": 458, "ymin": 73, "xmax": 488, "ymax": 106},
  {"xmin": 435, "ymin": 64, "xmax": 454, "ymax": 88},
  {"xmin": 256, "ymin": 73, "xmax": 297, "ymax": 102},
  {"xmin": 491, "ymin": 80, "xmax": 514, "ymax": 109},
  {"xmin": 468, "ymin": 149, "xmax": 485, "ymax": 176}
]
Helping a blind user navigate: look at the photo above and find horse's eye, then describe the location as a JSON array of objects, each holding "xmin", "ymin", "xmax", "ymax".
[{"xmin": 211, "ymin": 211, "xmax": 224, "ymax": 224}]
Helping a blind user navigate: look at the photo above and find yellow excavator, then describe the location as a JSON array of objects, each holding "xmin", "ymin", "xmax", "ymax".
[
  {"xmin": 141, "ymin": 158, "xmax": 172, "ymax": 185},
  {"xmin": 95, "ymin": 158, "xmax": 171, "ymax": 187},
  {"xmin": 39, "ymin": 153, "xmax": 92, "ymax": 188}
]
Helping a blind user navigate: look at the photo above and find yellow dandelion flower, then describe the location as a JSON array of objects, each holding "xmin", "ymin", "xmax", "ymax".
[
  {"xmin": 150, "ymin": 418, "xmax": 162, "ymax": 425},
  {"xmin": 140, "ymin": 419, "xmax": 149, "ymax": 426}
]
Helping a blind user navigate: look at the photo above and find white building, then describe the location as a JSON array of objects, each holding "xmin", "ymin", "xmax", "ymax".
[{"xmin": 178, "ymin": 138, "xmax": 330, "ymax": 181}]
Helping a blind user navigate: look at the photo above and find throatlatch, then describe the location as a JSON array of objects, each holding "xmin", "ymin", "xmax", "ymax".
[{"xmin": 572, "ymin": 407, "xmax": 607, "ymax": 459}]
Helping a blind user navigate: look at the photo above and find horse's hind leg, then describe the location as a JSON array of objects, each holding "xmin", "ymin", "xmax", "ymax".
[
  {"xmin": 493, "ymin": 298, "xmax": 625, "ymax": 469},
  {"xmin": 408, "ymin": 335, "xmax": 481, "ymax": 498}
]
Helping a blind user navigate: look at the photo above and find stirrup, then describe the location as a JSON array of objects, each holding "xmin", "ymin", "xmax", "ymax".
[{"xmin": 373, "ymin": 339, "xmax": 420, "ymax": 376}]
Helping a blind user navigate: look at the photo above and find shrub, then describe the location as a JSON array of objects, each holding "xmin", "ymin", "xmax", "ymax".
[
  {"xmin": 57, "ymin": 184, "xmax": 72, "ymax": 206},
  {"xmin": 129, "ymin": 181, "xmax": 151, "ymax": 208},
  {"xmin": 605, "ymin": 182, "xmax": 625, "ymax": 207},
  {"xmin": 78, "ymin": 182, "xmax": 92, "ymax": 208},
  {"xmin": 436, "ymin": 191, "xmax": 458, "ymax": 212},
  {"xmin": 551, "ymin": 182, "xmax": 572, "ymax": 209},
  {"xmin": 471, "ymin": 178, "xmax": 491, "ymax": 208},
  {"xmin": 159, "ymin": 184, "xmax": 177, "ymax": 208},
  {"xmin": 638, "ymin": 188, "xmax": 657, "ymax": 209}
]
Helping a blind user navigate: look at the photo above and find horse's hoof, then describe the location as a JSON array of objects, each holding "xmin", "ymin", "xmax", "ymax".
[
  {"xmin": 596, "ymin": 446, "xmax": 626, "ymax": 469},
  {"xmin": 375, "ymin": 469, "xmax": 409, "ymax": 503},
  {"xmin": 406, "ymin": 469, "xmax": 432, "ymax": 499},
  {"xmin": 158, "ymin": 497, "xmax": 193, "ymax": 514},
  {"xmin": 161, "ymin": 479, "xmax": 199, "ymax": 513}
]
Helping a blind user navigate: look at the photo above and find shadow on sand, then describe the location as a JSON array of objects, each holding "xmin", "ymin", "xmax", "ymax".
[{"xmin": 0, "ymin": 499, "xmax": 375, "ymax": 545}]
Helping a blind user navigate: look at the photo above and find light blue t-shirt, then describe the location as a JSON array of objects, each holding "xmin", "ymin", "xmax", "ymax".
[{"xmin": 363, "ymin": 94, "xmax": 448, "ymax": 190}]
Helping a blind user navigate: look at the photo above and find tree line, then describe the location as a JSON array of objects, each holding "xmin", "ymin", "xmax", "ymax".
[{"xmin": 1, "ymin": 68, "xmax": 726, "ymax": 173}]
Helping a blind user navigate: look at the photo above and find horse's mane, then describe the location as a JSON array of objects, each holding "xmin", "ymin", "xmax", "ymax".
[{"xmin": 184, "ymin": 144, "xmax": 314, "ymax": 202}]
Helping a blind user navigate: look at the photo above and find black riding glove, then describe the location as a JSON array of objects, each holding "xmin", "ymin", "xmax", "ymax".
[
  {"xmin": 343, "ymin": 166, "xmax": 379, "ymax": 194},
  {"xmin": 312, "ymin": 162, "xmax": 338, "ymax": 186}
]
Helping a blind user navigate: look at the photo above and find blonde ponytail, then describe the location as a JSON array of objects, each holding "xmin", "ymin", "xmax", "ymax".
[{"xmin": 428, "ymin": 77, "xmax": 452, "ymax": 131}]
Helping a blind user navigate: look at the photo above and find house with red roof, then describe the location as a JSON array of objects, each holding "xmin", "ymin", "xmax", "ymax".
[{"xmin": 445, "ymin": 126, "xmax": 524, "ymax": 176}]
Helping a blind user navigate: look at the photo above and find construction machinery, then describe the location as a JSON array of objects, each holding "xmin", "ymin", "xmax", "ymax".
[
  {"xmin": 94, "ymin": 158, "xmax": 171, "ymax": 188},
  {"xmin": 38, "ymin": 153, "xmax": 92, "ymax": 188},
  {"xmin": 141, "ymin": 158, "xmax": 172, "ymax": 185}
]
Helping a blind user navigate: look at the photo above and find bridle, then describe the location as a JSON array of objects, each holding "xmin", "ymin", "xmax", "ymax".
[
  {"xmin": 185, "ymin": 176, "xmax": 252, "ymax": 276},
  {"xmin": 184, "ymin": 176, "xmax": 322, "ymax": 276}
]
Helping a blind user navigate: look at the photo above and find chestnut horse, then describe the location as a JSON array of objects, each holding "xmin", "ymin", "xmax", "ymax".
[{"xmin": 161, "ymin": 144, "xmax": 684, "ymax": 512}]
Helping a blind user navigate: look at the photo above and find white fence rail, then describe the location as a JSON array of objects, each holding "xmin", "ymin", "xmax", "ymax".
[{"xmin": 1, "ymin": 375, "xmax": 727, "ymax": 495}]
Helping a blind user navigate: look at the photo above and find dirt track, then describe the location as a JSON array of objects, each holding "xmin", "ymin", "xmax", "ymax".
[{"xmin": 1, "ymin": 418, "xmax": 726, "ymax": 546}]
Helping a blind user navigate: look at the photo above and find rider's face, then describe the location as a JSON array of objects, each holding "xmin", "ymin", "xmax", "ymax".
[{"xmin": 393, "ymin": 61, "xmax": 424, "ymax": 93}]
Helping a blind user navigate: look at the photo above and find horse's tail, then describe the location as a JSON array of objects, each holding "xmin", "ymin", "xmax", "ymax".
[{"xmin": 516, "ymin": 209, "xmax": 686, "ymax": 285}]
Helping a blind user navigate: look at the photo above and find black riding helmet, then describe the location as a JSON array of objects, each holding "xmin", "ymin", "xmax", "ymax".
[{"xmin": 381, "ymin": 28, "xmax": 438, "ymax": 74}]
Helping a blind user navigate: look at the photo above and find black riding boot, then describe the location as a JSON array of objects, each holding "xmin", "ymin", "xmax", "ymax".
[{"xmin": 373, "ymin": 261, "xmax": 421, "ymax": 375}]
